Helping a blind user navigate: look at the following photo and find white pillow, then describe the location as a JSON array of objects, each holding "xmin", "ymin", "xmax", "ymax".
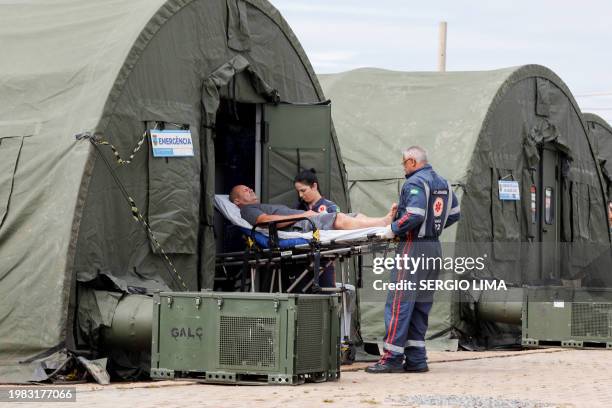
[{"xmin": 213, "ymin": 195, "xmax": 252, "ymax": 229}]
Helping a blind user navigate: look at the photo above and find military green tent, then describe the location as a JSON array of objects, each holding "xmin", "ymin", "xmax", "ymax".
[
  {"xmin": 0, "ymin": 0, "xmax": 352, "ymax": 382},
  {"xmin": 320, "ymin": 66, "xmax": 612, "ymax": 347},
  {"xmin": 585, "ymin": 113, "xmax": 612, "ymax": 202}
]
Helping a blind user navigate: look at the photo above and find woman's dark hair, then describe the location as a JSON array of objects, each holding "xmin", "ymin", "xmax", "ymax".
[{"xmin": 294, "ymin": 168, "xmax": 319, "ymax": 188}]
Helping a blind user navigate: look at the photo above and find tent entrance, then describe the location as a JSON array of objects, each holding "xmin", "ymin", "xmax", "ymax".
[
  {"xmin": 213, "ymin": 100, "xmax": 334, "ymax": 207},
  {"xmin": 214, "ymin": 100, "xmax": 258, "ymax": 195},
  {"xmin": 534, "ymin": 144, "xmax": 563, "ymax": 281},
  {"xmin": 211, "ymin": 100, "xmax": 335, "ymax": 290},
  {"xmin": 213, "ymin": 100, "xmax": 259, "ymax": 262}
]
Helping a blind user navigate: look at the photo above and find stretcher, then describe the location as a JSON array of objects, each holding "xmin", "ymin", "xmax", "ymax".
[
  {"xmin": 214, "ymin": 195, "xmax": 389, "ymax": 248},
  {"xmin": 215, "ymin": 195, "xmax": 393, "ymax": 293},
  {"xmin": 214, "ymin": 195, "xmax": 395, "ymax": 363},
  {"xmin": 214, "ymin": 194, "xmax": 396, "ymax": 292}
]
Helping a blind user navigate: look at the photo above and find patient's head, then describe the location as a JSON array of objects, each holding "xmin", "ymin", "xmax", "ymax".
[{"xmin": 230, "ymin": 185, "xmax": 259, "ymax": 207}]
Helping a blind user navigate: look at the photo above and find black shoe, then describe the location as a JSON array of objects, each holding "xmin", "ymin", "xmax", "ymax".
[
  {"xmin": 403, "ymin": 364, "xmax": 429, "ymax": 373},
  {"xmin": 365, "ymin": 361, "xmax": 405, "ymax": 374}
]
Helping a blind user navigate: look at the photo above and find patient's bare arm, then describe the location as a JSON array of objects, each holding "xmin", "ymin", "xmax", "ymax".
[{"xmin": 255, "ymin": 210, "xmax": 318, "ymax": 228}]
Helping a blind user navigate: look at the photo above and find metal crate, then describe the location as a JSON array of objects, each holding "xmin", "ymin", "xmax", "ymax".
[
  {"xmin": 522, "ymin": 286, "xmax": 612, "ymax": 349},
  {"xmin": 151, "ymin": 292, "xmax": 341, "ymax": 385}
]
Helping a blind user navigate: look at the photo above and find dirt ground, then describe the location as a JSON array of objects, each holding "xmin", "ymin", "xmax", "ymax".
[{"xmin": 2, "ymin": 348, "xmax": 611, "ymax": 407}]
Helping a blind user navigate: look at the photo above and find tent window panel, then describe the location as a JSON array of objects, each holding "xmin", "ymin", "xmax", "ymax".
[
  {"xmin": 569, "ymin": 182, "xmax": 596, "ymax": 268},
  {"xmin": 520, "ymin": 167, "xmax": 537, "ymax": 241},
  {"xmin": 561, "ymin": 178, "xmax": 572, "ymax": 242},
  {"xmin": 267, "ymin": 147, "xmax": 326, "ymax": 206},
  {"xmin": 570, "ymin": 181, "xmax": 591, "ymax": 241},
  {"xmin": 226, "ymin": 0, "xmax": 251, "ymax": 51},
  {"xmin": 544, "ymin": 187, "xmax": 554, "ymax": 225},
  {"xmin": 0, "ymin": 136, "xmax": 24, "ymax": 229},
  {"xmin": 587, "ymin": 184, "xmax": 604, "ymax": 240},
  {"xmin": 146, "ymin": 121, "xmax": 200, "ymax": 254},
  {"xmin": 491, "ymin": 168, "xmax": 520, "ymax": 261}
]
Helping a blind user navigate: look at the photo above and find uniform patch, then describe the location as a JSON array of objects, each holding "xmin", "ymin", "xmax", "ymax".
[
  {"xmin": 409, "ymin": 188, "xmax": 420, "ymax": 195},
  {"xmin": 433, "ymin": 197, "xmax": 444, "ymax": 216},
  {"xmin": 318, "ymin": 205, "xmax": 327, "ymax": 213}
]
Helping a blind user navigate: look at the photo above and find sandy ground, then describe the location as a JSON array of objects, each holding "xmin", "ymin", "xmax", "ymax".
[{"xmin": 2, "ymin": 348, "xmax": 611, "ymax": 408}]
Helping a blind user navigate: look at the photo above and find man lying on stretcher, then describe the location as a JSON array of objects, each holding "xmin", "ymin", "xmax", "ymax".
[{"xmin": 229, "ymin": 185, "xmax": 397, "ymax": 232}]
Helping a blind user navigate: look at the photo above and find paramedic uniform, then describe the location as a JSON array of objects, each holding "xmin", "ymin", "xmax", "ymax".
[
  {"xmin": 298, "ymin": 197, "xmax": 340, "ymax": 214},
  {"xmin": 381, "ymin": 164, "xmax": 460, "ymax": 369},
  {"xmin": 310, "ymin": 197, "xmax": 340, "ymax": 214}
]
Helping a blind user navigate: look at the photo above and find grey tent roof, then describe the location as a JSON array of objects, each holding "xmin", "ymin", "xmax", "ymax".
[
  {"xmin": 0, "ymin": 0, "xmax": 339, "ymax": 380},
  {"xmin": 319, "ymin": 64, "xmax": 606, "ymax": 236},
  {"xmin": 584, "ymin": 112, "xmax": 612, "ymax": 133},
  {"xmin": 320, "ymin": 65, "xmax": 610, "ymax": 343},
  {"xmin": 320, "ymin": 65, "xmax": 587, "ymax": 185}
]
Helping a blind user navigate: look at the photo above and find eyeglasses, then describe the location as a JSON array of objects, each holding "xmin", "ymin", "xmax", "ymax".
[{"xmin": 402, "ymin": 157, "xmax": 414, "ymax": 165}]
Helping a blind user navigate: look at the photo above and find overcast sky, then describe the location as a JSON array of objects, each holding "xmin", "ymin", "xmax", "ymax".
[{"xmin": 272, "ymin": 0, "xmax": 612, "ymax": 122}]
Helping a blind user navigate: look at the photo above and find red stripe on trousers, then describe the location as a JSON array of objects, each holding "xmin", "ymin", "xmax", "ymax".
[
  {"xmin": 388, "ymin": 231, "xmax": 413, "ymax": 346},
  {"xmin": 387, "ymin": 230, "xmax": 414, "ymax": 352},
  {"xmin": 381, "ymin": 220, "xmax": 412, "ymax": 362},
  {"xmin": 386, "ymin": 217, "xmax": 411, "ymax": 346}
]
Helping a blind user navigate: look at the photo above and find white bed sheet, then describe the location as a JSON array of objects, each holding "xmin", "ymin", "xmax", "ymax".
[{"xmin": 214, "ymin": 195, "xmax": 387, "ymax": 243}]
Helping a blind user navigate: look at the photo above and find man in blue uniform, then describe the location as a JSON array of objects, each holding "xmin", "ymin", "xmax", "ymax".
[{"xmin": 366, "ymin": 146, "xmax": 460, "ymax": 374}]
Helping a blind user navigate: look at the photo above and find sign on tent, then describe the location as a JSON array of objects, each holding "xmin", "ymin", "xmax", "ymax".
[
  {"xmin": 150, "ymin": 130, "xmax": 194, "ymax": 158},
  {"xmin": 498, "ymin": 180, "xmax": 520, "ymax": 201}
]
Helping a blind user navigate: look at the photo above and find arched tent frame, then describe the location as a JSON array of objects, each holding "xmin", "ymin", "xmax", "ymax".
[
  {"xmin": 320, "ymin": 65, "xmax": 611, "ymax": 345},
  {"xmin": 0, "ymin": 0, "xmax": 350, "ymax": 381},
  {"xmin": 584, "ymin": 112, "xmax": 612, "ymax": 201}
]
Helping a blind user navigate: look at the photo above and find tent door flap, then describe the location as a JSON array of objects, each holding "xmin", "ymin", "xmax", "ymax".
[
  {"xmin": 536, "ymin": 144, "xmax": 561, "ymax": 280},
  {"xmin": 261, "ymin": 103, "xmax": 332, "ymax": 206}
]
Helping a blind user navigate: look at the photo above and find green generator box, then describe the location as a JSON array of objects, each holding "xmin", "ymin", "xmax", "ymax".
[
  {"xmin": 151, "ymin": 292, "xmax": 341, "ymax": 385},
  {"xmin": 522, "ymin": 286, "xmax": 612, "ymax": 348}
]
